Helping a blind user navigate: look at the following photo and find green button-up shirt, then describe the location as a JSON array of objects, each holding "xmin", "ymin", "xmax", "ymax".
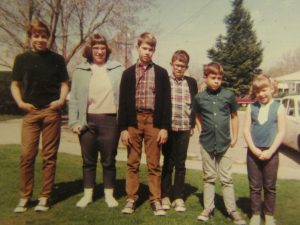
[{"xmin": 193, "ymin": 87, "xmax": 239, "ymax": 154}]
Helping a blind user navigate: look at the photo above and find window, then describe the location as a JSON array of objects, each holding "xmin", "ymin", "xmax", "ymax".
[{"xmin": 287, "ymin": 99, "xmax": 295, "ymax": 116}]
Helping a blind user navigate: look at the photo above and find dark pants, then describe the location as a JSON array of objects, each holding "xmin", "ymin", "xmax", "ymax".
[
  {"xmin": 79, "ymin": 114, "xmax": 119, "ymax": 189},
  {"xmin": 161, "ymin": 130, "xmax": 190, "ymax": 200},
  {"xmin": 247, "ymin": 148, "xmax": 279, "ymax": 215}
]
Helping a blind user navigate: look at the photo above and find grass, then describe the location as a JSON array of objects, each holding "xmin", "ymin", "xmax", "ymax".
[
  {"xmin": 1, "ymin": 145, "xmax": 300, "ymax": 225},
  {"xmin": 0, "ymin": 114, "xmax": 22, "ymax": 121}
]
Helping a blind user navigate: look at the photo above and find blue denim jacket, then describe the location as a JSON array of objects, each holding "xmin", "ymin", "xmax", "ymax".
[{"xmin": 68, "ymin": 60, "xmax": 124, "ymax": 128}]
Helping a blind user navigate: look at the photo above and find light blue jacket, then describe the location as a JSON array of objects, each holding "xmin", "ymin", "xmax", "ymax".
[{"xmin": 68, "ymin": 60, "xmax": 124, "ymax": 128}]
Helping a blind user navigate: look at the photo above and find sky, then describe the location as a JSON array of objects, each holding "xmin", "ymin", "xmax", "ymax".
[{"xmin": 131, "ymin": 0, "xmax": 300, "ymax": 76}]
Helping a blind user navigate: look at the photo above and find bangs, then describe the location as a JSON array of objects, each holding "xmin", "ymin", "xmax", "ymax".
[
  {"xmin": 32, "ymin": 27, "xmax": 49, "ymax": 36},
  {"xmin": 91, "ymin": 38, "xmax": 107, "ymax": 46},
  {"xmin": 251, "ymin": 74, "xmax": 271, "ymax": 97}
]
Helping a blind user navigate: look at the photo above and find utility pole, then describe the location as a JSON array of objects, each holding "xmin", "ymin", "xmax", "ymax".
[{"xmin": 115, "ymin": 27, "xmax": 134, "ymax": 68}]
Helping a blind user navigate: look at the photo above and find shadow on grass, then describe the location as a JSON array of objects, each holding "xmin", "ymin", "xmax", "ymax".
[
  {"xmin": 237, "ymin": 197, "xmax": 251, "ymax": 218},
  {"xmin": 51, "ymin": 179, "xmax": 83, "ymax": 205},
  {"xmin": 183, "ymin": 183, "xmax": 198, "ymax": 201}
]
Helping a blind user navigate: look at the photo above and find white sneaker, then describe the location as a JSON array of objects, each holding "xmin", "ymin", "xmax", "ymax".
[
  {"xmin": 161, "ymin": 197, "xmax": 171, "ymax": 210},
  {"xmin": 197, "ymin": 208, "xmax": 214, "ymax": 221},
  {"xmin": 151, "ymin": 201, "xmax": 166, "ymax": 216},
  {"xmin": 172, "ymin": 198, "xmax": 186, "ymax": 212},
  {"xmin": 34, "ymin": 197, "xmax": 49, "ymax": 212},
  {"xmin": 121, "ymin": 199, "xmax": 136, "ymax": 214},
  {"xmin": 14, "ymin": 198, "xmax": 29, "ymax": 213}
]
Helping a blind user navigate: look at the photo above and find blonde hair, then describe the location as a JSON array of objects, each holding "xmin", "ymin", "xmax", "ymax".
[
  {"xmin": 250, "ymin": 74, "xmax": 278, "ymax": 98},
  {"xmin": 137, "ymin": 32, "xmax": 156, "ymax": 48}
]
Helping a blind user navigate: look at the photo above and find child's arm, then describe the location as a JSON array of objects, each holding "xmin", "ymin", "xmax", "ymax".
[
  {"xmin": 195, "ymin": 114, "xmax": 202, "ymax": 134},
  {"xmin": 243, "ymin": 105, "xmax": 263, "ymax": 158},
  {"xmin": 195, "ymin": 114, "xmax": 202, "ymax": 143},
  {"xmin": 260, "ymin": 104, "xmax": 286, "ymax": 160},
  {"xmin": 230, "ymin": 111, "xmax": 238, "ymax": 147}
]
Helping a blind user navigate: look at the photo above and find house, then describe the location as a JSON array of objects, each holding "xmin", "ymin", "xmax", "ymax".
[{"xmin": 276, "ymin": 70, "xmax": 300, "ymax": 95}]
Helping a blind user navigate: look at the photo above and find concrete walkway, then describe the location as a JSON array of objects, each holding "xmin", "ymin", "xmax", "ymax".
[{"xmin": 0, "ymin": 118, "xmax": 300, "ymax": 180}]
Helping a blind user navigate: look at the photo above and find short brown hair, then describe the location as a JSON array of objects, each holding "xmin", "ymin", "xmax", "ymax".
[
  {"xmin": 203, "ymin": 62, "xmax": 224, "ymax": 77},
  {"xmin": 137, "ymin": 32, "xmax": 156, "ymax": 48},
  {"xmin": 171, "ymin": 50, "xmax": 190, "ymax": 65},
  {"xmin": 82, "ymin": 33, "xmax": 111, "ymax": 63},
  {"xmin": 250, "ymin": 74, "xmax": 277, "ymax": 98},
  {"xmin": 27, "ymin": 19, "xmax": 50, "ymax": 38}
]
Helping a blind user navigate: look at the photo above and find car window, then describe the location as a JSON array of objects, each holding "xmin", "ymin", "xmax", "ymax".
[
  {"xmin": 282, "ymin": 99, "xmax": 288, "ymax": 109},
  {"xmin": 287, "ymin": 99, "xmax": 295, "ymax": 116}
]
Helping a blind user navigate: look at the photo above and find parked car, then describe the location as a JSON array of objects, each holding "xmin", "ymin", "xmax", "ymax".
[
  {"xmin": 236, "ymin": 96, "xmax": 254, "ymax": 107},
  {"xmin": 281, "ymin": 95, "xmax": 300, "ymax": 151}
]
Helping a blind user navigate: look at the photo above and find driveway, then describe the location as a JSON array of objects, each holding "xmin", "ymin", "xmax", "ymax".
[{"xmin": 0, "ymin": 114, "xmax": 299, "ymax": 180}]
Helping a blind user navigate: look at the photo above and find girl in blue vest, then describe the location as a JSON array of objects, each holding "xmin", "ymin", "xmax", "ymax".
[{"xmin": 244, "ymin": 74, "xmax": 286, "ymax": 225}]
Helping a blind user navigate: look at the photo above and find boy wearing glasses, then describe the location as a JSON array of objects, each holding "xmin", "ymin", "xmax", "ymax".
[{"xmin": 161, "ymin": 50, "xmax": 198, "ymax": 212}]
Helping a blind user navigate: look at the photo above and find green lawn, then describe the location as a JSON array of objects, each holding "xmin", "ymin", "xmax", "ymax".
[{"xmin": 0, "ymin": 145, "xmax": 299, "ymax": 225}]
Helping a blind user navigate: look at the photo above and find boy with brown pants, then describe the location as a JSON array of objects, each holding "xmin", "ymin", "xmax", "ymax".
[{"xmin": 118, "ymin": 32, "xmax": 171, "ymax": 216}]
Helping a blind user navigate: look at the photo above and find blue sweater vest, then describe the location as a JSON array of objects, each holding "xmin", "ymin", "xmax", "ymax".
[{"xmin": 250, "ymin": 101, "xmax": 279, "ymax": 147}]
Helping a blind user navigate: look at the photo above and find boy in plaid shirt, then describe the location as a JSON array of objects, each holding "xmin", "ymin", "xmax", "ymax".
[{"xmin": 161, "ymin": 50, "xmax": 198, "ymax": 212}]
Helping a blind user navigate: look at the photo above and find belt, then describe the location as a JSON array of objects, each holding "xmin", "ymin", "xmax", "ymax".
[{"xmin": 136, "ymin": 109, "xmax": 153, "ymax": 113}]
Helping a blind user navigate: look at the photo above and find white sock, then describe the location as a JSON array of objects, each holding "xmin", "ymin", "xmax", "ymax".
[
  {"xmin": 250, "ymin": 214, "xmax": 261, "ymax": 225},
  {"xmin": 104, "ymin": 188, "xmax": 118, "ymax": 208},
  {"xmin": 76, "ymin": 188, "xmax": 93, "ymax": 208},
  {"xmin": 265, "ymin": 215, "xmax": 276, "ymax": 225}
]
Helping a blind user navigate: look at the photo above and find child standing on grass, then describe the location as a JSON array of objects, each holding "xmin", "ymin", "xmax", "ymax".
[
  {"xmin": 193, "ymin": 62, "xmax": 246, "ymax": 225},
  {"xmin": 161, "ymin": 50, "xmax": 198, "ymax": 212},
  {"xmin": 244, "ymin": 74, "xmax": 286, "ymax": 225}
]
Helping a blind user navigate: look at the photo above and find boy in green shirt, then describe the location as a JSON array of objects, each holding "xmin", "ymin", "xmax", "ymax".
[{"xmin": 193, "ymin": 62, "xmax": 246, "ymax": 225}]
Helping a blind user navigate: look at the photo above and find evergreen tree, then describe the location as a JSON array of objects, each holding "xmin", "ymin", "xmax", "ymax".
[{"xmin": 208, "ymin": 0, "xmax": 263, "ymax": 96}]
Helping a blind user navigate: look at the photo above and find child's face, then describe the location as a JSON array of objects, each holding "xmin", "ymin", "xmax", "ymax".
[
  {"xmin": 92, "ymin": 44, "xmax": 107, "ymax": 65},
  {"xmin": 205, "ymin": 73, "xmax": 222, "ymax": 91},
  {"xmin": 171, "ymin": 59, "xmax": 188, "ymax": 79},
  {"xmin": 255, "ymin": 86, "xmax": 273, "ymax": 105},
  {"xmin": 136, "ymin": 43, "xmax": 155, "ymax": 64},
  {"xmin": 30, "ymin": 31, "xmax": 49, "ymax": 52}
]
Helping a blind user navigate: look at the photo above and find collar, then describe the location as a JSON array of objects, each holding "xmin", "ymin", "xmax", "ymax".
[
  {"xmin": 171, "ymin": 74, "xmax": 185, "ymax": 82},
  {"xmin": 76, "ymin": 59, "xmax": 122, "ymax": 71},
  {"xmin": 136, "ymin": 60, "xmax": 153, "ymax": 70},
  {"xmin": 259, "ymin": 99, "xmax": 274, "ymax": 108},
  {"xmin": 206, "ymin": 87, "xmax": 222, "ymax": 95}
]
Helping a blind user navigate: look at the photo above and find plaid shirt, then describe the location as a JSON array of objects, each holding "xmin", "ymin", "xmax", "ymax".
[
  {"xmin": 170, "ymin": 75, "xmax": 191, "ymax": 131},
  {"xmin": 135, "ymin": 61, "xmax": 155, "ymax": 111}
]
